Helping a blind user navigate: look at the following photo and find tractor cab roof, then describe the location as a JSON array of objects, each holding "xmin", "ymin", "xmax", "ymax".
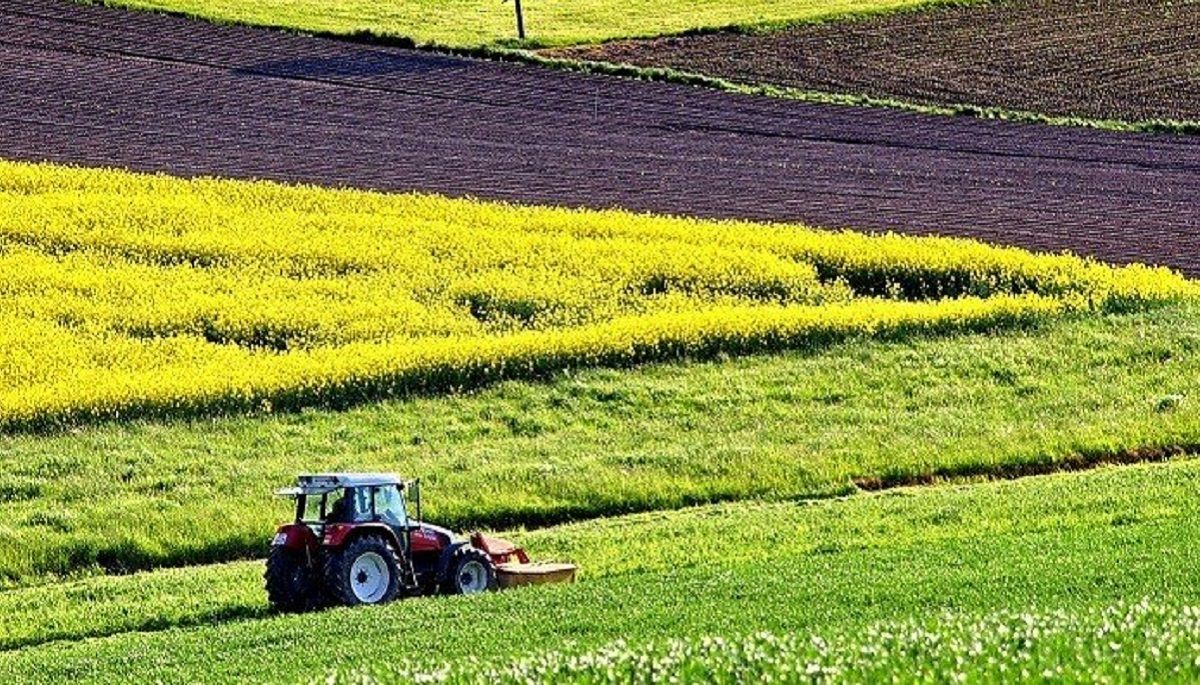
[{"xmin": 276, "ymin": 473, "xmax": 406, "ymax": 497}]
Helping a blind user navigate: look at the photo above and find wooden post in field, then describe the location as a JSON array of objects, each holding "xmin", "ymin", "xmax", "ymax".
[{"xmin": 513, "ymin": 0, "xmax": 526, "ymax": 40}]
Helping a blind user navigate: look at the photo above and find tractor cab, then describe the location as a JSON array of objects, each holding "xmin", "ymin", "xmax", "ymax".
[
  {"xmin": 282, "ymin": 473, "xmax": 414, "ymax": 531},
  {"xmin": 274, "ymin": 473, "xmax": 453, "ymax": 560}
]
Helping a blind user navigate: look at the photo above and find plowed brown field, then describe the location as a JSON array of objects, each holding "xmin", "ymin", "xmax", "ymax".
[
  {"xmin": 3, "ymin": 0, "xmax": 1200, "ymax": 274},
  {"xmin": 554, "ymin": 0, "xmax": 1200, "ymax": 123}
]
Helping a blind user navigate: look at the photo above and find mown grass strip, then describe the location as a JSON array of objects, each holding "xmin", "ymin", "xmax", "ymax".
[
  {"xmin": 0, "ymin": 459, "xmax": 1197, "ymax": 681},
  {"xmin": 2, "ymin": 301, "xmax": 1200, "ymax": 587}
]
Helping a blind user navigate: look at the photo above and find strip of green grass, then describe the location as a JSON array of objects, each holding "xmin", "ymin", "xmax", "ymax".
[
  {"xmin": 515, "ymin": 51, "xmax": 1200, "ymax": 136},
  {"xmin": 92, "ymin": 0, "xmax": 972, "ymax": 49},
  {"xmin": 1, "ymin": 303, "xmax": 1199, "ymax": 586},
  {"xmin": 0, "ymin": 459, "xmax": 1196, "ymax": 681}
]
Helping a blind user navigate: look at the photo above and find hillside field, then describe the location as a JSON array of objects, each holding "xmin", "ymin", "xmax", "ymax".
[
  {"xmin": 13, "ymin": 1, "xmax": 1200, "ymax": 278},
  {"xmin": 554, "ymin": 0, "xmax": 1200, "ymax": 125},
  {"xmin": 92, "ymin": 0, "xmax": 1200, "ymax": 134},
  {"xmin": 0, "ymin": 459, "xmax": 1197, "ymax": 682},
  {"xmin": 0, "ymin": 161, "xmax": 1196, "ymax": 588},
  {"xmin": 94, "ymin": 0, "xmax": 967, "ymax": 47},
  {"xmin": 6, "ymin": 0, "xmax": 1200, "ymax": 682},
  {"xmin": 6, "ymin": 160, "xmax": 1184, "ymax": 435},
  {"xmin": 0, "ymin": 162, "xmax": 1195, "ymax": 682}
]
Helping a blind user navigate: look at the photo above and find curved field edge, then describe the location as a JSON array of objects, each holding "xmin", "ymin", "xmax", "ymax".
[
  {"xmin": 334, "ymin": 600, "xmax": 1200, "ymax": 684},
  {"xmin": 84, "ymin": 0, "xmax": 991, "ymax": 50},
  {"xmin": 517, "ymin": 50, "xmax": 1200, "ymax": 136},
  {"xmin": 1, "ymin": 161, "xmax": 1189, "ymax": 435},
  {"xmin": 80, "ymin": 0, "xmax": 1200, "ymax": 134},
  {"xmin": 0, "ymin": 458, "xmax": 1196, "ymax": 680},
  {"xmin": 1, "ymin": 296, "xmax": 1063, "ymax": 432},
  {"xmin": 2, "ymin": 300, "xmax": 1200, "ymax": 587}
]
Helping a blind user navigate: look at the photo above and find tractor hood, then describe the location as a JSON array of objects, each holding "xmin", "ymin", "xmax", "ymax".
[{"xmin": 416, "ymin": 522, "xmax": 457, "ymax": 543}]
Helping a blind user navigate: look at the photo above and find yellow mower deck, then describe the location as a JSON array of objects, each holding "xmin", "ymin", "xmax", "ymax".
[{"xmin": 496, "ymin": 562, "xmax": 578, "ymax": 589}]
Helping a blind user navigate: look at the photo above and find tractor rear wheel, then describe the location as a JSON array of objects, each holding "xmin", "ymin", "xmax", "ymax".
[
  {"xmin": 444, "ymin": 546, "xmax": 497, "ymax": 595},
  {"xmin": 324, "ymin": 535, "xmax": 404, "ymax": 606},
  {"xmin": 264, "ymin": 547, "xmax": 321, "ymax": 613}
]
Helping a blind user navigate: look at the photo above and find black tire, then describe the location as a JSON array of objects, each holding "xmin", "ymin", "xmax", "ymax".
[
  {"xmin": 323, "ymin": 534, "xmax": 404, "ymax": 606},
  {"xmin": 264, "ymin": 547, "xmax": 321, "ymax": 613},
  {"xmin": 443, "ymin": 546, "xmax": 497, "ymax": 595}
]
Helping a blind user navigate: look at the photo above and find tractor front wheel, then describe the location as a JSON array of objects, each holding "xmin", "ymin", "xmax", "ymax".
[
  {"xmin": 324, "ymin": 535, "xmax": 404, "ymax": 606},
  {"xmin": 264, "ymin": 547, "xmax": 321, "ymax": 613},
  {"xmin": 444, "ymin": 546, "xmax": 497, "ymax": 595}
]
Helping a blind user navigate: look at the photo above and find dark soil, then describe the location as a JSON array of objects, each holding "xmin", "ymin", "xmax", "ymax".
[
  {"xmin": 3, "ymin": 1, "xmax": 1200, "ymax": 274},
  {"xmin": 553, "ymin": 0, "xmax": 1200, "ymax": 123}
]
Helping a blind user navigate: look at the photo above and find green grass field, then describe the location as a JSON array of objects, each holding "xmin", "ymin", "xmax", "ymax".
[
  {"xmin": 1, "ymin": 301, "xmax": 1198, "ymax": 587},
  {"xmin": 96, "ymin": 0, "xmax": 963, "ymax": 47},
  {"xmin": 0, "ymin": 459, "xmax": 1196, "ymax": 682}
]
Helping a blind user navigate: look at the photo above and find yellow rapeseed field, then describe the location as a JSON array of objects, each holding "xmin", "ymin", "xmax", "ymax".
[{"xmin": 0, "ymin": 160, "xmax": 1191, "ymax": 430}]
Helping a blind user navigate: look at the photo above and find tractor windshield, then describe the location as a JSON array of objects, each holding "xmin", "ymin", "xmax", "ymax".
[
  {"xmin": 294, "ymin": 485, "xmax": 407, "ymax": 525},
  {"xmin": 373, "ymin": 484, "xmax": 408, "ymax": 528},
  {"xmin": 295, "ymin": 488, "xmax": 364, "ymax": 524}
]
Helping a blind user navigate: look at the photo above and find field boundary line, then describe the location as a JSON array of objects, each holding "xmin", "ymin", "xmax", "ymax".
[
  {"xmin": 504, "ymin": 51, "xmax": 1200, "ymax": 137},
  {"xmin": 271, "ymin": 31, "xmax": 1200, "ymax": 136},
  {"xmin": 851, "ymin": 445, "xmax": 1198, "ymax": 492},
  {"xmin": 77, "ymin": 0, "xmax": 1200, "ymax": 135}
]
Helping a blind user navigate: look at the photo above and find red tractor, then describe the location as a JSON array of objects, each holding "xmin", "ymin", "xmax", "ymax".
[{"xmin": 266, "ymin": 473, "xmax": 574, "ymax": 611}]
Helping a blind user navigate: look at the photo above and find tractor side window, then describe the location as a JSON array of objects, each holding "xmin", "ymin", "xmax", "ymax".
[
  {"xmin": 352, "ymin": 488, "xmax": 373, "ymax": 521},
  {"xmin": 373, "ymin": 485, "xmax": 408, "ymax": 528},
  {"xmin": 301, "ymin": 494, "xmax": 325, "ymax": 522},
  {"xmin": 326, "ymin": 489, "xmax": 352, "ymax": 523}
]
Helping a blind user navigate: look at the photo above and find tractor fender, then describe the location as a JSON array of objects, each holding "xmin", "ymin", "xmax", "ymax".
[
  {"xmin": 322, "ymin": 522, "xmax": 405, "ymax": 553},
  {"xmin": 272, "ymin": 523, "xmax": 319, "ymax": 553}
]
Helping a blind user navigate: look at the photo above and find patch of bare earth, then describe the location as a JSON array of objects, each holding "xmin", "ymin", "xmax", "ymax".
[{"xmin": 551, "ymin": 0, "xmax": 1200, "ymax": 123}]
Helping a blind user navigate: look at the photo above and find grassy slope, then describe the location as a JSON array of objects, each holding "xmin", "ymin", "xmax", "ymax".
[
  {"xmin": 0, "ymin": 459, "xmax": 1196, "ymax": 682},
  {"xmin": 2, "ymin": 303, "xmax": 1199, "ymax": 586},
  {"xmin": 97, "ymin": 0, "xmax": 962, "ymax": 48}
]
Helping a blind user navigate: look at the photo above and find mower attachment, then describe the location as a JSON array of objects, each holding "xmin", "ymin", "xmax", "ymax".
[{"xmin": 470, "ymin": 532, "xmax": 577, "ymax": 589}]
